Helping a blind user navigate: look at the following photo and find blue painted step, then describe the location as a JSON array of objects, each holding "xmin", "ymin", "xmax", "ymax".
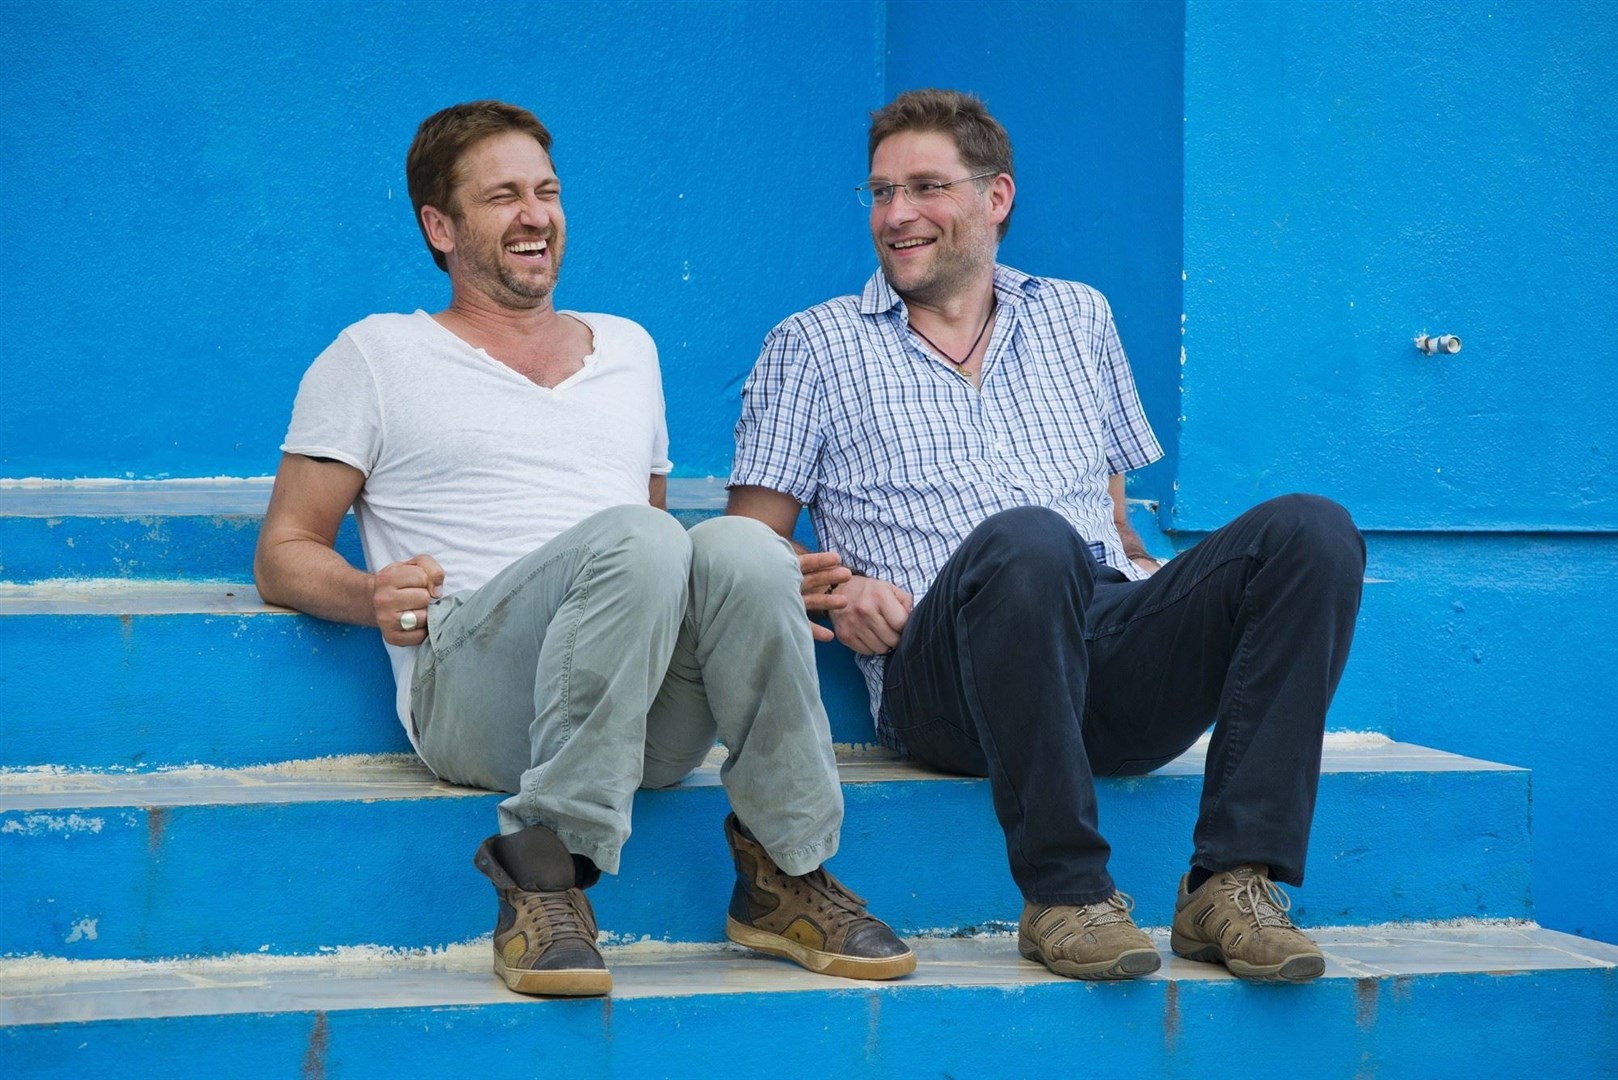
[
  {"xmin": 0, "ymin": 741, "xmax": 1531, "ymax": 961},
  {"xmin": 1, "ymin": 479, "xmax": 1398, "ymax": 748},
  {"xmin": 0, "ymin": 494, "xmax": 1390, "ymax": 770},
  {"xmin": 0, "ymin": 580, "xmax": 878, "ymax": 760},
  {"xmin": 3, "ymin": 928, "xmax": 1614, "ymax": 1079},
  {"xmin": 0, "ymin": 583, "xmax": 407, "ymax": 767},
  {"xmin": 0, "ymin": 478, "xmax": 1174, "ymax": 583},
  {"xmin": 0, "ymin": 479, "xmax": 731, "ymax": 582}
]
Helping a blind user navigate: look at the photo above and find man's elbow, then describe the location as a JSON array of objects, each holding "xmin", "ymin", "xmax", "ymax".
[
  {"xmin": 253, "ymin": 532, "xmax": 310, "ymax": 610},
  {"xmin": 252, "ymin": 544, "xmax": 286, "ymax": 608},
  {"xmin": 725, "ymin": 486, "xmax": 799, "ymax": 538}
]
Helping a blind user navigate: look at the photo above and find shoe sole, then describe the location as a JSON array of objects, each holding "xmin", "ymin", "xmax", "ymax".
[
  {"xmin": 1169, "ymin": 931, "xmax": 1325, "ymax": 982},
  {"xmin": 726, "ymin": 916, "xmax": 918, "ymax": 981},
  {"xmin": 495, "ymin": 955, "xmax": 613, "ymax": 997},
  {"xmin": 1017, "ymin": 939, "xmax": 1162, "ymax": 981}
]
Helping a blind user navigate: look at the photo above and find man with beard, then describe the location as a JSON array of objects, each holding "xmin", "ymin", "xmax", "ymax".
[
  {"xmin": 728, "ymin": 89, "xmax": 1366, "ymax": 983},
  {"xmin": 255, "ymin": 101, "xmax": 913, "ymax": 998}
]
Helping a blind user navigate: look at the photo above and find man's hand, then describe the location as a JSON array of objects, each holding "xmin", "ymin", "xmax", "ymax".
[
  {"xmin": 798, "ymin": 550, "xmax": 853, "ymax": 642},
  {"xmin": 374, "ymin": 554, "xmax": 445, "ymax": 646},
  {"xmin": 828, "ymin": 575, "xmax": 913, "ymax": 655}
]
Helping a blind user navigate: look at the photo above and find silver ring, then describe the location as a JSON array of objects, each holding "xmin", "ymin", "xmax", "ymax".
[{"xmin": 399, "ymin": 611, "xmax": 419, "ymax": 632}]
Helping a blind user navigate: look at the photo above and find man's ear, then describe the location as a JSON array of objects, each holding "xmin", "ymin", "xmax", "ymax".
[
  {"xmin": 420, "ymin": 204, "xmax": 456, "ymax": 259},
  {"xmin": 987, "ymin": 173, "xmax": 1016, "ymax": 229}
]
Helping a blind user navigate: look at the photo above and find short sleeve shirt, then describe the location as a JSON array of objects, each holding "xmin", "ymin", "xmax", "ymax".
[
  {"xmin": 283, "ymin": 310, "xmax": 671, "ymax": 742},
  {"xmin": 730, "ymin": 265, "xmax": 1162, "ymax": 746}
]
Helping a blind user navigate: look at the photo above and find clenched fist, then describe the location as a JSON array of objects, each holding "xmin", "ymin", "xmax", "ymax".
[{"xmin": 374, "ymin": 554, "xmax": 445, "ymax": 646}]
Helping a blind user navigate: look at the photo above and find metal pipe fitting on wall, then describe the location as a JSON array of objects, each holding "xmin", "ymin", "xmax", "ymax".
[{"xmin": 1414, "ymin": 333, "xmax": 1462, "ymax": 355}]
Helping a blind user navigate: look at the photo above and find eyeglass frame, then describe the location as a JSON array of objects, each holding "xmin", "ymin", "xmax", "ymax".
[{"xmin": 854, "ymin": 171, "xmax": 1000, "ymax": 208}]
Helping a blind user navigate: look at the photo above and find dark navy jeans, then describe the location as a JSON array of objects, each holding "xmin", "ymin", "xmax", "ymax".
[{"xmin": 882, "ymin": 495, "xmax": 1366, "ymax": 906}]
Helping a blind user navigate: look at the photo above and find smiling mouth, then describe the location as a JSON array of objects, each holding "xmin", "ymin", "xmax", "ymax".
[
  {"xmin": 505, "ymin": 238, "xmax": 549, "ymax": 258},
  {"xmin": 889, "ymin": 237, "xmax": 934, "ymax": 251}
]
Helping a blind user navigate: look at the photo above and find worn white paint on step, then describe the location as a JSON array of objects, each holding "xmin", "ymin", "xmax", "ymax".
[{"xmin": 2, "ymin": 924, "xmax": 1614, "ymax": 1028}]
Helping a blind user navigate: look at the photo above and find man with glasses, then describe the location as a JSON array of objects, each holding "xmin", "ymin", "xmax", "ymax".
[
  {"xmin": 728, "ymin": 89, "xmax": 1366, "ymax": 982},
  {"xmin": 256, "ymin": 100, "xmax": 913, "ymax": 999}
]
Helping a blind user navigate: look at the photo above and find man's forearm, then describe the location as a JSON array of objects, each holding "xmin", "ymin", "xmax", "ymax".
[
  {"xmin": 254, "ymin": 538, "xmax": 376, "ymax": 626},
  {"xmin": 1115, "ymin": 519, "xmax": 1153, "ymax": 561},
  {"xmin": 1108, "ymin": 473, "xmax": 1154, "ymax": 561}
]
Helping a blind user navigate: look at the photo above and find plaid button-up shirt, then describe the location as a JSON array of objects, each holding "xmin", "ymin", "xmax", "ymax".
[{"xmin": 731, "ymin": 264, "xmax": 1163, "ymax": 748}]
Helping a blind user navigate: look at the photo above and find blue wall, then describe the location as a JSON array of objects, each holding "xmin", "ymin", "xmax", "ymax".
[
  {"xmin": 887, "ymin": 0, "xmax": 1185, "ymax": 508},
  {"xmin": 1181, "ymin": 0, "xmax": 1618, "ymax": 941},
  {"xmin": 0, "ymin": 0, "xmax": 881, "ymax": 479},
  {"xmin": 1180, "ymin": 0, "xmax": 1618, "ymax": 530}
]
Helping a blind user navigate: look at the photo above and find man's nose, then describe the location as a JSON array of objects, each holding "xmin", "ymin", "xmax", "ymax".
[
  {"xmin": 516, "ymin": 193, "xmax": 553, "ymax": 226},
  {"xmin": 879, "ymin": 191, "xmax": 920, "ymax": 228}
]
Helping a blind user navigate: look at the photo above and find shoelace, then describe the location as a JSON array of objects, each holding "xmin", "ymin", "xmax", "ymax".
[
  {"xmin": 771, "ymin": 866, "xmax": 871, "ymax": 925},
  {"xmin": 1079, "ymin": 892, "xmax": 1136, "ymax": 928},
  {"xmin": 1226, "ymin": 872, "xmax": 1297, "ymax": 931},
  {"xmin": 518, "ymin": 890, "xmax": 597, "ymax": 946}
]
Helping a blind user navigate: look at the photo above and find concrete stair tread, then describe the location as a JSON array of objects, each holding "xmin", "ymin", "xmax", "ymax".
[
  {"xmin": 0, "ymin": 579, "xmax": 280, "ymax": 615},
  {"xmin": 4, "ymin": 924, "xmax": 1614, "ymax": 1028},
  {"xmin": 0, "ymin": 478, "xmax": 735, "ymax": 595},
  {"xmin": 0, "ymin": 733, "xmax": 1535, "ymax": 954},
  {"xmin": 0, "ymin": 736, "xmax": 1522, "ymax": 812},
  {"xmin": 0, "ymin": 477, "xmax": 731, "ymax": 517}
]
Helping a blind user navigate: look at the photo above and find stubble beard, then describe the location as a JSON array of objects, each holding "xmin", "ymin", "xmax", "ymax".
[
  {"xmin": 493, "ymin": 253, "xmax": 562, "ymax": 307},
  {"xmin": 879, "ymin": 216, "xmax": 998, "ymax": 309},
  {"xmin": 457, "ymin": 222, "xmax": 566, "ymax": 310}
]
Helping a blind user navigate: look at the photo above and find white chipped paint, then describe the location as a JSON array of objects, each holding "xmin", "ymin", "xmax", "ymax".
[
  {"xmin": 1, "ymin": 812, "xmax": 106, "ymax": 836},
  {"xmin": 1188, "ymin": 730, "xmax": 1389, "ymax": 753},
  {"xmin": 0, "ymin": 918, "xmax": 1591, "ymax": 992},
  {"xmin": 64, "ymin": 918, "xmax": 100, "ymax": 943},
  {"xmin": 0, "ymin": 476, "xmax": 273, "ymax": 489},
  {"xmin": 905, "ymin": 922, "xmax": 1019, "ymax": 940},
  {"xmin": 596, "ymin": 933, "xmax": 743, "ymax": 955},
  {"xmin": 0, "ymin": 935, "xmax": 720, "ymax": 982},
  {"xmin": 176, "ymin": 753, "xmax": 421, "ymax": 777}
]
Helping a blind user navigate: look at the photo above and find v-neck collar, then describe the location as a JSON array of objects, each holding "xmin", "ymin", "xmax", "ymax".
[{"xmin": 416, "ymin": 309, "xmax": 599, "ymax": 392}]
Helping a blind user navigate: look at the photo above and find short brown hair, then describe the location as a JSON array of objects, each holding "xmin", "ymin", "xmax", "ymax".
[
  {"xmin": 405, "ymin": 101, "xmax": 554, "ymax": 272},
  {"xmin": 868, "ymin": 89, "xmax": 1015, "ymax": 239}
]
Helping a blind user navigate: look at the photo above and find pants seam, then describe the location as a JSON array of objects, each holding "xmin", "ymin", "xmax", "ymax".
[
  {"xmin": 550, "ymin": 544, "xmax": 600, "ymax": 752},
  {"xmin": 433, "ymin": 541, "xmax": 597, "ymax": 662},
  {"xmin": 514, "ymin": 544, "xmax": 601, "ymax": 823},
  {"xmin": 1197, "ymin": 556, "xmax": 1265, "ymax": 861},
  {"xmin": 956, "ymin": 606, "xmax": 1046, "ymax": 896}
]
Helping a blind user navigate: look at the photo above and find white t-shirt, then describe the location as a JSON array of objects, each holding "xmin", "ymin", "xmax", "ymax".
[{"xmin": 282, "ymin": 310, "xmax": 672, "ymax": 742}]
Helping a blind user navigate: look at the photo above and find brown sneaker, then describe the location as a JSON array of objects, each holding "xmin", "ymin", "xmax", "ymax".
[
  {"xmin": 723, "ymin": 813, "xmax": 916, "ymax": 981},
  {"xmin": 1018, "ymin": 893, "xmax": 1161, "ymax": 980},
  {"xmin": 472, "ymin": 826, "xmax": 612, "ymax": 997},
  {"xmin": 1170, "ymin": 864, "xmax": 1325, "ymax": 981}
]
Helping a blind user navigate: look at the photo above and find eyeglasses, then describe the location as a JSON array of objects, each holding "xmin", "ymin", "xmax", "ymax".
[{"xmin": 855, "ymin": 171, "xmax": 997, "ymax": 208}]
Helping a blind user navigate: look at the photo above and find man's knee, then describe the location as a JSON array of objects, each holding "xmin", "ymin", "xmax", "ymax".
[
  {"xmin": 1252, "ymin": 494, "xmax": 1366, "ymax": 579},
  {"xmin": 588, "ymin": 502, "xmax": 690, "ymax": 547},
  {"xmin": 688, "ymin": 515, "xmax": 796, "ymax": 592},
  {"xmin": 961, "ymin": 506, "xmax": 1097, "ymax": 596},
  {"xmin": 582, "ymin": 504, "xmax": 693, "ymax": 590}
]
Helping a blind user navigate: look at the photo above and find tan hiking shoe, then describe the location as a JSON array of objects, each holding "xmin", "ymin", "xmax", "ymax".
[
  {"xmin": 1018, "ymin": 893, "xmax": 1162, "ymax": 980},
  {"xmin": 473, "ymin": 827, "xmax": 612, "ymax": 997},
  {"xmin": 723, "ymin": 813, "xmax": 916, "ymax": 981},
  {"xmin": 1170, "ymin": 864, "xmax": 1325, "ymax": 982}
]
